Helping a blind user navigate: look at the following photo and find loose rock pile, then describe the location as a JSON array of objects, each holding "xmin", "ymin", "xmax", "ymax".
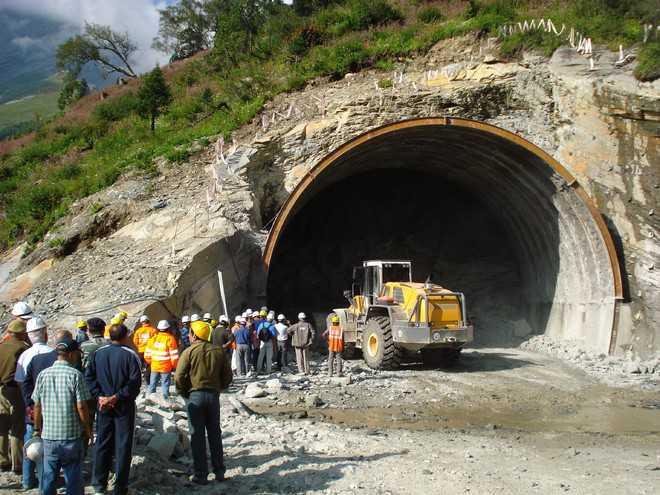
[{"xmin": 520, "ymin": 335, "xmax": 660, "ymax": 387}]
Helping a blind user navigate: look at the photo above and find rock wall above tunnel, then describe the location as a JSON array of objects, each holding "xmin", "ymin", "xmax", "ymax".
[{"xmin": 1, "ymin": 36, "xmax": 657, "ymax": 358}]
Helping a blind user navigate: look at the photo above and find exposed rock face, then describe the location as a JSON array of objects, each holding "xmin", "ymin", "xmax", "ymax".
[{"xmin": 0, "ymin": 35, "xmax": 657, "ymax": 358}]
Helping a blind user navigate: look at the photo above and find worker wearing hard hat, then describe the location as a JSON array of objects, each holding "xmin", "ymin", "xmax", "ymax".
[
  {"xmin": 32, "ymin": 334, "xmax": 92, "ymax": 495},
  {"xmin": 180, "ymin": 315, "xmax": 192, "ymax": 350},
  {"xmin": 322, "ymin": 315, "xmax": 345, "ymax": 377},
  {"xmin": 174, "ymin": 315, "xmax": 232, "ymax": 485},
  {"xmin": 203, "ymin": 313, "xmax": 212, "ymax": 323},
  {"xmin": 287, "ymin": 312, "xmax": 315, "ymax": 375},
  {"xmin": 132, "ymin": 315, "xmax": 157, "ymax": 383},
  {"xmin": 274, "ymin": 314, "xmax": 289, "ymax": 371},
  {"xmin": 75, "ymin": 320, "xmax": 89, "ymax": 344},
  {"xmin": 0, "ymin": 317, "xmax": 30, "ymax": 473},
  {"xmin": 2, "ymin": 301, "xmax": 32, "ymax": 343},
  {"xmin": 144, "ymin": 321, "xmax": 179, "ymax": 400},
  {"xmin": 210, "ymin": 316, "xmax": 233, "ymax": 357},
  {"xmin": 233, "ymin": 317, "xmax": 251, "ymax": 377},
  {"xmin": 104, "ymin": 311, "xmax": 128, "ymax": 339}
]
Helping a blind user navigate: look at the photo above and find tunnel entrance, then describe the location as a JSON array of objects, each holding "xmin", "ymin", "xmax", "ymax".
[
  {"xmin": 268, "ymin": 169, "xmax": 526, "ymax": 345},
  {"xmin": 265, "ymin": 118, "xmax": 622, "ymax": 353}
]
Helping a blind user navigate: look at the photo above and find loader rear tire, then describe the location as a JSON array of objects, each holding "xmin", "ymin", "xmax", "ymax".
[{"xmin": 362, "ymin": 316, "xmax": 403, "ymax": 370}]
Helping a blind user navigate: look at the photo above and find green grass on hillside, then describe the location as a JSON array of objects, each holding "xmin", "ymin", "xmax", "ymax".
[
  {"xmin": 0, "ymin": 92, "xmax": 60, "ymax": 140},
  {"xmin": 0, "ymin": 0, "xmax": 657, "ymax": 251}
]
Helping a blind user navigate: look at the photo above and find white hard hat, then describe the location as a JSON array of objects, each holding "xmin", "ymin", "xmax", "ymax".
[
  {"xmin": 277, "ymin": 314, "xmax": 285, "ymax": 321},
  {"xmin": 298, "ymin": 312, "xmax": 306, "ymax": 320},
  {"xmin": 246, "ymin": 308, "xmax": 253, "ymax": 314},
  {"xmin": 251, "ymin": 311, "xmax": 259, "ymax": 317},
  {"xmin": 234, "ymin": 316, "xmax": 241, "ymax": 322},
  {"xmin": 219, "ymin": 315, "xmax": 229, "ymax": 323},
  {"xmin": 26, "ymin": 316, "xmax": 46, "ymax": 333},
  {"xmin": 191, "ymin": 314, "xmax": 201, "ymax": 322},
  {"xmin": 203, "ymin": 313, "xmax": 212, "ymax": 320},
  {"xmin": 139, "ymin": 315, "xmax": 149, "ymax": 323},
  {"xmin": 266, "ymin": 314, "xmax": 274, "ymax": 321},
  {"xmin": 25, "ymin": 436, "xmax": 43, "ymax": 462},
  {"xmin": 238, "ymin": 316, "xmax": 247, "ymax": 324},
  {"xmin": 181, "ymin": 315, "xmax": 190, "ymax": 323},
  {"xmin": 11, "ymin": 301, "xmax": 32, "ymax": 319},
  {"xmin": 157, "ymin": 320, "xmax": 170, "ymax": 330}
]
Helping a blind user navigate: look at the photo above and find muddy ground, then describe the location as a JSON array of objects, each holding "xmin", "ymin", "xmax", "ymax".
[{"xmin": 0, "ymin": 347, "xmax": 658, "ymax": 494}]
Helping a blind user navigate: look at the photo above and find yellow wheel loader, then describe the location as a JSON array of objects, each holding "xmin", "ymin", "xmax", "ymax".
[{"xmin": 334, "ymin": 260, "xmax": 474, "ymax": 370}]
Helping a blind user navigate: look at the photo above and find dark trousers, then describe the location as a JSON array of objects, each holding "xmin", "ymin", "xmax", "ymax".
[
  {"xmin": 187, "ymin": 390, "xmax": 225, "ymax": 479},
  {"xmin": 92, "ymin": 406, "xmax": 135, "ymax": 495}
]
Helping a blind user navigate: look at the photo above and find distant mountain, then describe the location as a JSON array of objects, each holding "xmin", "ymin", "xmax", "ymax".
[{"xmin": 0, "ymin": 9, "xmax": 113, "ymax": 138}]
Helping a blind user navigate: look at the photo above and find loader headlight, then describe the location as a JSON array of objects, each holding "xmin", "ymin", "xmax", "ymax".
[{"xmin": 432, "ymin": 332, "xmax": 441, "ymax": 342}]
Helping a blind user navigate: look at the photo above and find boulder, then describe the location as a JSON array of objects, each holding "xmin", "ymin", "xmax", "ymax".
[
  {"xmin": 330, "ymin": 376, "xmax": 352, "ymax": 386},
  {"xmin": 245, "ymin": 383, "xmax": 267, "ymax": 398},
  {"xmin": 265, "ymin": 378, "xmax": 283, "ymax": 391},
  {"xmin": 162, "ymin": 418, "xmax": 178, "ymax": 434},
  {"xmin": 306, "ymin": 395, "xmax": 323, "ymax": 407},
  {"xmin": 146, "ymin": 406, "xmax": 175, "ymax": 420},
  {"xmin": 146, "ymin": 433, "xmax": 179, "ymax": 459}
]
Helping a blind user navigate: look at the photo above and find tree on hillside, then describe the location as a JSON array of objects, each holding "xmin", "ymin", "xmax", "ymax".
[
  {"xmin": 212, "ymin": 0, "xmax": 274, "ymax": 64},
  {"xmin": 56, "ymin": 22, "xmax": 138, "ymax": 79},
  {"xmin": 137, "ymin": 66, "xmax": 172, "ymax": 132},
  {"xmin": 152, "ymin": 0, "xmax": 216, "ymax": 61},
  {"xmin": 57, "ymin": 72, "xmax": 89, "ymax": 110}
]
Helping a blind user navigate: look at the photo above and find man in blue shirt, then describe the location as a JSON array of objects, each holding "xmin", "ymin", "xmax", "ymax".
[
  {"xmin": 85, "ymin": 323, "xmax": 141, "ymax": 495},
  {"xmin": 256, "ymin": 314, "xmax": 277, "ymax": 375},
  {"xmin": 233, "ymin": 318, "xmax": 251, "ymax": 377}
]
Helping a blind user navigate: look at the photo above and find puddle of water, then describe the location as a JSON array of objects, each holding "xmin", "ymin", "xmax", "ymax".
[{"xmin": 254, "ymin": 402, "xmax": 660, "ymax": 436}]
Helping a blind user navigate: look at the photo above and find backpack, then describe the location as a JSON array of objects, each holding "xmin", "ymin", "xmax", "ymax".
[{"xmin": 258, "ymin": 324, "xmax": 272, "ymax": 342}]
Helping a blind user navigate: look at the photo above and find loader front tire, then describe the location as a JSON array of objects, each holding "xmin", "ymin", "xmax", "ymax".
[{"xmin": 362, "ymin": 316, "xmax": 402, "ymax": 370}]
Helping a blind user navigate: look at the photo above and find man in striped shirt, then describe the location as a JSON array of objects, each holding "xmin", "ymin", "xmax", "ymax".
[{"xmin": 32, "ymin": 335, "xmax": 92, "ymax": 495}]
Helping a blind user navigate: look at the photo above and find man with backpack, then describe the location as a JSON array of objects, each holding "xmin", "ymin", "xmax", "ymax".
[{"xmin": 256, "ymin": 314, "xmax": 277, "ymax": 375}]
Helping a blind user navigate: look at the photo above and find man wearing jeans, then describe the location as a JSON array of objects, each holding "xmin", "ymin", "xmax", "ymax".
[
  {"xmin": 143, "ymin": 320, "xmax": 179, "ymax": 400},
  {"xmin": 175, "ymin": 322, "xmax": 232, "ymax": 485},
  {"xmin": 32, "ymin": 335, "xmax": 92, "ymax": 495},
  {"xmin": 233, "ymin": 318, "xmax": 251, "ymax": 377}
]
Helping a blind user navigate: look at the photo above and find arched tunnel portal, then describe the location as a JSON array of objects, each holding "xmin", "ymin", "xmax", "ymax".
[{"xmin": 264, "ymin": 118, "xmax": 623, "ymax": 353}]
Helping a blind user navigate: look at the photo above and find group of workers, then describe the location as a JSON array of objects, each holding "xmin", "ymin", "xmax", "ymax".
[{"xmin": 0, "ymin": 300, "xmax": 346, "ymax": 494}]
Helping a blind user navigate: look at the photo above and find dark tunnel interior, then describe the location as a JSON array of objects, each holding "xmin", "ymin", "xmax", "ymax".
[
  {"xmin": 268, "ymin": 169, "xmax": 529, "ymax": 345},
  {"xmin": 263, "ymin": 122, "xmax": 619, "ymax": 352}
]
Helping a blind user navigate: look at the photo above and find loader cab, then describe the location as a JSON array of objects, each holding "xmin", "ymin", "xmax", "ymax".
[{"xmin": 348, "ymin": 260, "xmax": 412, "ymax": 309}]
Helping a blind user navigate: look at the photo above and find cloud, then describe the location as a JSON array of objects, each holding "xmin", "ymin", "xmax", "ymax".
[
  {"xmin": 0, "ymin": 0, "xmax": 170, "ymax": 73},
  {"xmin": 11, "ymin": 36, "xmax": 39, "ymax": 50}
]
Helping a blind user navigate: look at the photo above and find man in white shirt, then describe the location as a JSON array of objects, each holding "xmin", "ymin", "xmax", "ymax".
[
  {"xmin": 15, "ymin": 316, "xmax": 52, "ymax": 384},
  {"xmin": 274, "ymin": 314, "xmax": 289, "ymax": 371},
  {"xmin": 15, "ymin": 315, "xmax": 54, "ymax": 490}
]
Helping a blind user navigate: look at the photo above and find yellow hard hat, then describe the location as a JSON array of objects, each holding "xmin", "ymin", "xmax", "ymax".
[
  {"xmin": 118, "ymin": 311, "xmax": 128, "ymax": 320},
  {"xmin": 210, "ymin": 319, "xmax": 218, "ymax": 327},
  {"xmin": 331, "ymin": 315, "xmax": 340, "ymax": 323},
  {"xmin": 259, "ymin": 310, "xmax": 267, "ymax": 317},
  {"xmin": 110, "ymin": 316, "xmax": 123, "ymax": 325},
  {"xmin": 190, "ymin": 320, "xmax": 211, "ymax": 341},
  {"xmin": 76, "ymin": 320, "xmax": 87, "ymax": 329}
]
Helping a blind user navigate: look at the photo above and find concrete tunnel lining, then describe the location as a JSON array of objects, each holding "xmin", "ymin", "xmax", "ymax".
[{"xmin": 264, "ymin": 118, "xmax": 622, "ymax": 354}]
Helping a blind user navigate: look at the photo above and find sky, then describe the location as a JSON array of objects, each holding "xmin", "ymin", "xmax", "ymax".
[{"xmin": 0, "ymin": 0, "xmax": 172, "ymax": 75}]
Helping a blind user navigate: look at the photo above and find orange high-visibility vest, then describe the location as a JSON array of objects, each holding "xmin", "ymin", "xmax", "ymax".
[
  {"xmin": 133, "ymin": 324, "xmax": 157, "ymax": 354},
  {"xmin": 144, "ymin": 332, "xmax": 179, "ymax": 372},
  {"xmin": 327, "ymin": 325, "xmax": 344, "ymax": 353}
]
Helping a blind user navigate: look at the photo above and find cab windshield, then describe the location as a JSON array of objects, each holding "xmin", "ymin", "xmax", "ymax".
[{"xmin": 381, "ymin": 263, "xmax": 411, "ymax": 284}]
